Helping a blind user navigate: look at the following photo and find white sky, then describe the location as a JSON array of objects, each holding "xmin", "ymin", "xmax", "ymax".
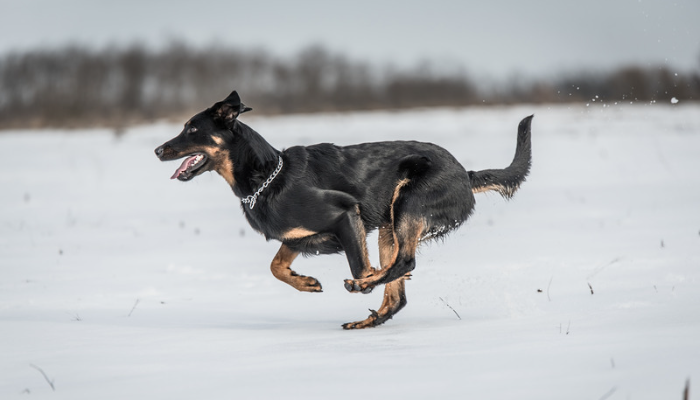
[{"xmin": 1, "ymin": 0, "xmax": 698, "ymax": 80}]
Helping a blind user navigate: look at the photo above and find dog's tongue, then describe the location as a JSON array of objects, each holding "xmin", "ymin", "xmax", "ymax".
[{"xmin": 171, "ymin": 155, "xmax": 199, "ymax": 179}]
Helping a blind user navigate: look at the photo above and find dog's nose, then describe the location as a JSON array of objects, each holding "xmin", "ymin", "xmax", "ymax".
[{"xmin": 154, "ymin": 146, "xmax": 164, "ymax": 158}]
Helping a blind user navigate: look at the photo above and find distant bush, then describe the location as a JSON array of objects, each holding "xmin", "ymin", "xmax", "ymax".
[
  {"xmin": 0, "ymin": 43, "xmax": 697, "ymax": 129},
  {"xmin": 550, "ymin": 66, "xmax": 699, "ymax": 103}
]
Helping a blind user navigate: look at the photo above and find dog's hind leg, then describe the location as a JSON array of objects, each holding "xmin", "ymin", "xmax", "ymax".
[
  {"xmin": 343, "ymin": 226, "xmax": 408, "ymax": 329},
  {"xmin": 342, "ymin": 279, "xmax": 407, "ymax": 329},
  {"xmin": 270, "ymin": 244, "xmax": 323, "ymax": 293},
  {"xmin": 345, "ymin": 209, "xmax": 425, "ymax": 293}
]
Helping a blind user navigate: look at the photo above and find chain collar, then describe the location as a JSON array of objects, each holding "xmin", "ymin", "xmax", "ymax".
[{"xmin": 241, "ymin": 155, "xmax": 283, "ymax": 210}]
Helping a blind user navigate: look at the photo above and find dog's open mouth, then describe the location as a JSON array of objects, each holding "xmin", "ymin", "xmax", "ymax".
[{"xmin": 171, "ymin": 153, "xmax": 208, "ymax": 181}]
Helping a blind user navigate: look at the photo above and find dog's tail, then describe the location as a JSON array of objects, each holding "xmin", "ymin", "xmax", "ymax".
[{"xmin": 468, "ymin": 115, "xmax": 533, "ymax": 199}]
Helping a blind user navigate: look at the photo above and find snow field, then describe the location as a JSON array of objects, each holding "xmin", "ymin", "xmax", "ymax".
[{"xmin": 1, "ymin": 103, "xmax": 699, "ymax": 399}]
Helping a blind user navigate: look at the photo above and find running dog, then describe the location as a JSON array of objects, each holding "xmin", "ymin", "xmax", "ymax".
[{"xmin": 155, "ymin": 90, "xmax": 532, "ymax": 329}]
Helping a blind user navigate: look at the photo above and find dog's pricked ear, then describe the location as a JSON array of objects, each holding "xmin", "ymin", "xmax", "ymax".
[
  {"xmin": 223, "ymin": 90, "xmax": 241, "ymax": 105},
  {"xmin": 213, "ymin": 91, "xmax": 252, "ymax": 127},
  {"xmin": 224, "ymin": 91, "xmax": 252, "ymax": 114}
]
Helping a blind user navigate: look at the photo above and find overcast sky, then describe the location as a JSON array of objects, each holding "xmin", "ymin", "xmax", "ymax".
[{"xmin": 1, "ymin": 0, "xmax": 698, "ymax": 80}]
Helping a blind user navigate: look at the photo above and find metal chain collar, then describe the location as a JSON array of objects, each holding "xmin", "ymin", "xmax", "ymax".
[{"xmin": 241, "ymin": 155, "xmax": 283, "ymax": 210}]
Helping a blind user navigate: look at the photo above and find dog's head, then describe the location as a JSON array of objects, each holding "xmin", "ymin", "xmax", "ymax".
[{"xmin": 154, "ymin": 90, "xmax": 252, "ymax": 183}]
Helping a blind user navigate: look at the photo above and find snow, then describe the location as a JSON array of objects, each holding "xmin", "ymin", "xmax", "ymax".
[{"xmin": 1, "ymin": 103, "xmax": 699, "ymax": 399}]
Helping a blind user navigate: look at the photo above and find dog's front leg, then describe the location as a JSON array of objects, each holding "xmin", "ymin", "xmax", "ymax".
[
  {"xmin": 270, "ymin": 244, "xmax": 323, "ymax": 292},
  {"xmin": 331, "ymin": 207, "xmax": 376, "ymax": 293}
]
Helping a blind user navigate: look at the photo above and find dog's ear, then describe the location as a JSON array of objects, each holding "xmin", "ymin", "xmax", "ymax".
[
  {"xmin": 212, "ymin": 90, "xmax": 251, "ymax": 127},
  {"xmin": 240, "ymin": 103, "xmax": 253, "ymax": 114}
]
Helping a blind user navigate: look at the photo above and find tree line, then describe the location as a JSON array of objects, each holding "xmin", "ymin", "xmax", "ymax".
[{"xmin": 0, "ymin": 43, "xmax": 698, "ymax": 129}]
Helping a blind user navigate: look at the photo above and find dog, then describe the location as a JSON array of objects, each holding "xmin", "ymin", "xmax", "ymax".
[{"xmin": 155, "ymin": 90, "xmax": 532, "ymax": 329}]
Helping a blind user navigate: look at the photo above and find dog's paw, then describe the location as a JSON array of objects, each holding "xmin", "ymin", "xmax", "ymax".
[
  {"xmin": 343, "ymin": 279, "xmax": 374, "ymax": 294},
  {"xmin": 295, "ymin": 276, "xmax": 323, "ymax": 293},
  {"xmin": 342, "ymin": 309, "xmax": 381, "ymax": 330}
]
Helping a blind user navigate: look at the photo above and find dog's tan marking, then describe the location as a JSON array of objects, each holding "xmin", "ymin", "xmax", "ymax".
[
  {"xmin": 390, "ymin": 179, "xmax": 410, "ymax": 219},
  {"xmin": 396, "ymin": 216, "xmax": 425, "ymax": 259},
  {"xmin": 378, "ymin": 225, "xmax": 395, "ymax": 269},
  {"xmin": 281, "ymin": 227, "xmax": 317, "ymax": 240},
  {"xmin": 471, "ymin": 183, "xmax": 507, "ymax": 194},
  {"xmin": 216, "ymin": 154, "xmax": 235, "ymax": 186},
  {"xmin": 386, "ymin": 179, "xmax": 410, "ymax": 267},
  {"xmin": 196, "ymin": 145, "xmax": 235, "ymax": 186},
  {"xmin": 376, "ymin": 278, "xmax": 406, "ymax": 316},
  {"xmin": 211, "ymin": 136, "xmax": 224, "ymax": 146},
  {"xmin": 270, "ymin": 244, "xmax": 322, "ymax": 293}
]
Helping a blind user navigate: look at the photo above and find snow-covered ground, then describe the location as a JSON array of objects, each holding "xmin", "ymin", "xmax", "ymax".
[{"xmin": 1, "ymin": 103, "xmax": 699, "ymax": 399}]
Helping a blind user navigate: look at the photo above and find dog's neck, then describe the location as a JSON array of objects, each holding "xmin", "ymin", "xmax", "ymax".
[
  {"xmin": 241, "ymin": 155, "xmax": 283, "ymax": 209},
  {"xmin": 229, "ymin": 120, "xmax": 282, "ymax": 200}
]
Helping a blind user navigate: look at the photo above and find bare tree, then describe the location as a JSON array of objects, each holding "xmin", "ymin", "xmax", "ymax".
[{"xmin": 0, "ymin": 43, "xmax": 698, "ymax": 130}]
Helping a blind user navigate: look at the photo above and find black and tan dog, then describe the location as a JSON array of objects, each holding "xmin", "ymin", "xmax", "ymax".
[{"xmin": 155, "ymin": 91, "xmax": 532, "ymax": 329}]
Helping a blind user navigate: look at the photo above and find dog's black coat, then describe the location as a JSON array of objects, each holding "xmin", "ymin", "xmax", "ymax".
[
  {"xmin": 249, "ymin": 140, "xmax": 474, "ymax": 251},
  {"xmin": 155, "ymin": 91, "xmax": 532, "ymax": 329}
]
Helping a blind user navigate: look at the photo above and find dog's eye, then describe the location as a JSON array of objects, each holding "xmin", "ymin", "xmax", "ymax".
[{"xmin": 187, "ymin": 127, "xmax": 198, "ymax": 134}]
